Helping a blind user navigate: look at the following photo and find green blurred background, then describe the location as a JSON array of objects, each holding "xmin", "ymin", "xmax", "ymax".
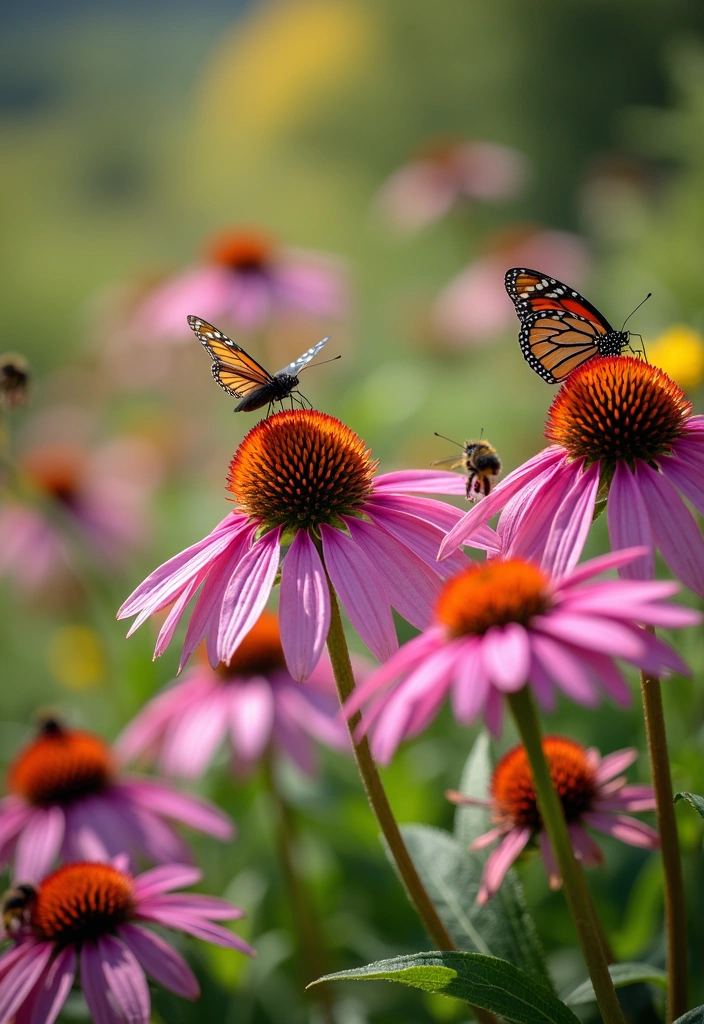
[{"xmin": 2, "ymin": 1, "xmax": 704, "ymax": 1021}]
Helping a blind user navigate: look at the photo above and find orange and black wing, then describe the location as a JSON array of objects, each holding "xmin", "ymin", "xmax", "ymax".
[
  {"xmin": 505, "ymin": 268, "xmax": 613, "ymax": 384},
  {"xmin": 187, "ymin": 315, "xmax": 274, "ymax": 398}
]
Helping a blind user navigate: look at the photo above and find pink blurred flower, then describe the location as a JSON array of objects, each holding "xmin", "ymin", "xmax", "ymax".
[
  {"xmin": 344, "ymin": 551, "xmax": 699, "ymax": 765},
  {"xmin": 133, "ymin": 227, "xmax": 347, "ymax": 336},
  {"xmin": 0, "ymin": 437, "xmax": 160, "ymax": 596},
  {"xmin": 433, "ymin": 225, "xmax": 589, "ymax": 348},
  {"xmin": 119, "ymin": 410, "xmax": 501, "ymax": 680},
  {"xmin": 447, "ymin": 738, "xmax": 657, "ymax": 903},
  {"xmin": 0, "ymin": 859, "xmax": 252, "ymax": 1023},
  {"xmin": 0, "ymin": 719, "xmax": 233, "ymax": 882},
  {"xmin": 441, "ymin": 357, "xmax": 704, "ymax": 596},
  {"xmin": 117, "ymin": 610, "xmax": 352, "ymax": 778},
  {"xmin": 377, "ymin": 139, "xmax": 527, "ymax": 232}
]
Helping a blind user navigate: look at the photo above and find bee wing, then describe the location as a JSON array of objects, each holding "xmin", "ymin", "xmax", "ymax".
[
  {"xmin": 276, "ymin": 336, "xmax": 330, "ymax": 377},
  {"xmin": 430, "ymin": 455, "xmax": 466, "ymax": 469}
]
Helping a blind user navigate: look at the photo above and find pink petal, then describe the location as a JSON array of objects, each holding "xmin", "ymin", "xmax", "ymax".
[
  {"xmin": 136, "ymin": 909, "xmax": 255, "ymax": 955},
  {"xmin": 81, "ymin": 942, "xmax": 124, "ymax": 1024},
  {"xmin": 595, "ymin": 748, "xmax": 638, "ymax": 782},
  {"xmin": 366, "ymin": 503, "xmax": 469, "ymax": 578},
  {"xmin": 528, "ymin": 652, "xmax": 556, "ymax": 712},
  {"xmin": 29, "ymin": 945, "xmax": 75, "ymax": 1024},
  {"xmin": 373, "ymin": 469, "xmax": 469, "ymax": 495},
  {"xmin": 607, "ymin": 462, "xmax": 654, "ymax": 580},
  {"xmin": 568, "ymin": 825, "xmax": 603, "ymax": 867},
  {"xmin": 217, "ymin": 528, "xmax": 282, "ymax": 663},
  {"xmin": 450, "ymin": 638, "xmax": 490, "ymax": 724},
  {"xmin": 14, "ymin": 806, "xmax": 65, "ymax": 882},
  {"xmin": 345, "ymin": 515, "xmax": 441, "ymax": 630},
  {"xmin": 597, "ymin": 786, "xmax": 656, "ymax": 812},
  {"xmin": 533, "ymin": 611, "xmax": 648, "ymax": 662},
  {"xmin": 159, "ymin": 689, "xmax": 229, "ymax": 779},
  {"xmin": 134, "ymin": 864, "xmax": 202, "ymax": 901},
  {"xmin": 0, "ymin": 944, "xmax": 53, "ymax": 1022},
  {"xmin": 114, "ymin": 675, "xmax": 209, "ymax": 766},
  {"xmin": 117, "ymin": 778, "xmax": 234, "ymax": 840},
  {"xmin": 530, "ymin": 633, "xmax": 600, "ymax": 707},
  {"xmin": 507, "ymin": 459, "xmax": 582, "ymax": 565},
  {"xmin": 583, "ymin": 812, "xmax": 659, "ymax": 849},
  {"xmin": 477, "ymin": 827, "xmax": 532, "ymax": 903},
  {"xmin": 97, "ymin": 934, "xmax": 150, "ymax": 1024},
  {"xmin": 481, "ymin": 623, "xmax": 530, "ymax": 692},
  {"xmin": 484, "ymin": 686, "xmax": 504, "ymax": 736},
  {"xmin": 562, "ymin": 546, "xmax": 655, "ymax": 587},
  {"xmin": 440, "ymin": 447, "xmax": 566, "ymax": 557},
  {"xmin": 118, "ymin": 924, "xmax": 199, "ymax": 1000},
  {"xmin": 469, "ymin": 825, "xmax": 508, "ymax": 850},
  {"xmin": 342, "ymin": 629, "xmax": 441, "ymax": 720},
  {"xmin": 279, "ymin": 529, "xmax": 330, "ymax": 682},
  {"xmin": 542, "ymin": 462, "xmax": 600, "ymax": 578},
  {"xmin": 635, "ymin": 461, "xmax": 704, "ymax": 598},
  {"xmin": 320, "ymin": 525, "xmax": 398, "ymax": 661},
  {"xmin": 153, "ymin": 572, "xmax": 204, "ymax": 659},
  {"xmin": 227, "ymin": 680, "xmax": 276, "ymax": 764},
  {"xmin": 540, "ymin": 831, "xmax": 560, "ymax": 889},
  {"xmin": 578, "ymin": 651, "xmax": 632, "ymax": 707},
  {"xmin": 661, "ymin": 445, "xmax": 704, "ymax": 516},
  {"xmin": 139, "ymin": 893, "xmax": 242, "ymax": 920},
  {"xmin": 372, "ymin": 494, "xmax": 501, "ymax": 554}
]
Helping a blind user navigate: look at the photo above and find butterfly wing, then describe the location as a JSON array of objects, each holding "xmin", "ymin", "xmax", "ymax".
[
  {"xmin": 187, "ymin": 315, "xmax": 274, "ymax": 398},
  {"xmin": 276, "ymin": 336, "xmax": 331, "ymax": 378},
  {"xmin": 505, "ymin": 269, "xmax": 614, "ymax": 383}
]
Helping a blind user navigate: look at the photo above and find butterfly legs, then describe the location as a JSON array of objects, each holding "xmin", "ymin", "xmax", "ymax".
[{"xmin": 627, "ymin": 333, "xmax": 648, "ymax": 362}]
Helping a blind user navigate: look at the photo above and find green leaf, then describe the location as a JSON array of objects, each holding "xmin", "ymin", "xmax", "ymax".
[
  {"xmin": 399, "ymin": 824, "xmax": 551, "ymax": 988},
  {"xmin": 673, "ymin": 1007, "xmax": 704, "ymax": 1024},
  {"xmin": 310, "ymin": 950, "xmax": 579, "ymax": 1024},
  {"xmin": 674, "ymin": 791, "xmax": 704, "ymax": 818},
  {"xmin": 453, "ymin": 731, "xmax": 493, "ymax": 850},
  {"xmin": 563, "ymin": 962, "xmax": 668, "ymax": 1005}
]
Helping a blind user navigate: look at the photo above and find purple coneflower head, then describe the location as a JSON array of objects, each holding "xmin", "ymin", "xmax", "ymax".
[
  {"xmin": 441, "ymin": 357, "xmax": 704, "ymax": 594},
  {"xmin": 376, "ymin": 139, "xmax": 527, "ymax": 232},
  {"xmin": 118, "ymin": 409, "xmax": 500, "ymax": 680},
  {"xmin": 133, "ymin": 227, "xmax": 347, "ymax": 336},
  {"xmin": 0, "ymin": 859, "xmax": 253, "ymax": 1023},
  {"xmin": 447, "ymin": 737, "xmax": 657, "ymax": 904},
  {"xmin": 0, "ymin": 719, "xmax": 233, "ymax": 882},
  {"xmin": 116, "ymin": 610, "xmax": 351, "ymax": 779},
  {"xmin": 344, "ymin": 550, "xmax": 700, "ymax": 765}
]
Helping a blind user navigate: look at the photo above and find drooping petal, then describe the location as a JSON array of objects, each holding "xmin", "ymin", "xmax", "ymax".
[
  {"xmin": 477, "ymin": 827, "xmax": 532, "ymax": 903},
  {"xmin": 158, "ymin": 688, "xmax": 229, "ymax": 779},
  {"xmin": 28, "ymin": 945, "xmax": 76, "ymax": 1024},
  {"xmin": 583, "ymin": 812, "xmax": 659, "ymax": 849},
  {"xmin": 118, "ymin": 924, "xmax": 199, "ymax": 1000},
  {"xmin": 0, "ymin": 943, "xmax": 53, "ymax": 1022},
  {"xmin": 481, "ymin": 623, "xmax": 530, "ymax": 692},
  {"xmin": 366, "ymin": 503, "xmax": 469, "ymax": 578},
  {"xmin": 14, "ymin": 806, "xmax": 65, "ymax": 882},
  {"xmin": 217, "ymin": 528, "xmax": 282, "ymax": 664},
  {"xmin": 279, "ymin": 529, "xmax": 330, "ymax": 682},
  {"xmin": 97, "ymin": 934, "xmax": 150, "ymax": 1024},
  {"xmin": 635, "ymin": 461, "xmax": 704, "ymax": 598},
  {"xmin": 507, "ymin": 459, "xmax": 583, "ymax": 566},
  {"xmin": 227, "ymin": 680, "xmax": 276, "ymax": 765},
  {"xmin": 484, "ymin": 685, "xmax": 504, "ymax": 737},
  {"xmin": 342, "ymin": 630, "xmax": 442, "ymax": 719},
  {"xmin": 81, "ymin": 941, "xmax": 125, "ymax": 1024},
  {"xmin": 133, "ymin": 864, "xmax": 202, "ymax": 901},
  {"xmin": 542, "ymin": 461, "xmax": 600, "ymax": 578},
  {"xmin": 138, "ymin": 893, "xmax": 243, "ymax": 920},
  {"xmin": 561, "ymin": 546, "xmax": 654, "ymax": 588},
  {"xmin": 530, "ymin": 633, "xmax": 599, "ymax": 707},
  {"xmin": 607, "ymin": 462, "xmax": 654, "ymax": 580},
  {"xmin": 116, "ymin": 778, "xmax": 234, "ymax": 840},
  {"xmin": 135, "ymin": 908, "xmax": 255, "ymax": 955},
  {"xmin": 659, "ymin": 448, "xmax": 704, "ymax": 517},
  {"xmin": 533, "ymin": 611, "xmax": 648, "ymax": 663},
  {"xmin": 450, "ymin": 638, "xmax": 490, "ymax": 724},
  {"xmin": 568, "ymin": 825, "xmax": 603, "ymax": 867},
  {"xmin": 320, "ymin": 525, "xmax": 398, "ymax": 661},
  {"xmin": 372, "ymin": 469, "xmax": 469, "ymax": 495},
  {"xmin": 540, "ymin": 831, "xmax": 560, "ymax": 889}
]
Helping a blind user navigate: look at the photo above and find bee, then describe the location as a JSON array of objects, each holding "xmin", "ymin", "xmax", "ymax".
[
  {"xmin": 432, "ymin": 432, "xmax": 502, "ymax": 502},
  {"xmin": 1, "ymin": 883, "xmax": 37, "ymax": 935},
  {"xmin": 0, "ymin": 353, "xmax": 30, "ymax": 408}
]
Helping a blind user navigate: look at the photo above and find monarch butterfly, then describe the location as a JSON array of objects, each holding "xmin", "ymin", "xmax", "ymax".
[
  {"xmin": 187, "ymin": 315, "xmax": 333, "ymax": 413},
  {"xmin": 504, "ymin": 268, "xmax": 642, "ymax": 383}
]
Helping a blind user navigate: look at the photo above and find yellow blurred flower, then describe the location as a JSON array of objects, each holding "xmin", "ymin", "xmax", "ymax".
[
  {"xmin": 48, "ymin": 625, "xmax": 106, "ymax": 691},
  {"xmin": 648, "ymin": 325, "xmax": 704, "ymax": 390},
  {"xmin": 197, "ymin": 0, "xmax": 376, "ymax": 151}
]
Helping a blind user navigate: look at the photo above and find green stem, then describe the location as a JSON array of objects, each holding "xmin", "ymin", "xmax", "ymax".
[
  {"xmin": 640, "ymin": 665, "xmax": 688, "ymax": 1022},
  {"xmin": 262, "ymin": 752, "xmax": 337, "ymax": 1024},
  {"xmin": 507, "ymin": 687, "xmax": 626, "ymax": 1024},
  {"xmin": 324, "ymin": 580, "xmax": 498, "ymax": 1024}
]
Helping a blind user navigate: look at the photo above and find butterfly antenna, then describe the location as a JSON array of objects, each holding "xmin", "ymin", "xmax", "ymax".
[
  {"xmin": 621, "ymin": 292, "xmax": 652, "ymax": 332},
  {"xmin": 298, "ymin": 354, "xmax": 342, "ymax": 373},
  {"xmin": 434, "ymin": 432, "xmax": 464, "ymax": 448}
]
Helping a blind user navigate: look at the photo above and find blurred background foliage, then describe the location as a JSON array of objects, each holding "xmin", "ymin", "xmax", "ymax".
[{"xmin": 1, "ymin": 1, "xmax": 704, "ymax": 1021}]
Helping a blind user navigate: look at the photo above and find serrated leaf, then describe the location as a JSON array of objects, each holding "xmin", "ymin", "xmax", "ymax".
[
  {"xmin": 674, "ymin": 792, "xmax": 704, "ymax": 818},
  {"xmin": 564, "ymin": 962, "xmax": 667, "ymax": 1005},
  {"xmin": 674, "ymin": 1008, "xmax": 704, "ymax": 1024},
  {"xmin": 310, "ymin": 950, "xmax": 579, "ymax": 1024},
  {"xmin": 399, "ymin": 824, "xmax": 551, "ymax": 988}
]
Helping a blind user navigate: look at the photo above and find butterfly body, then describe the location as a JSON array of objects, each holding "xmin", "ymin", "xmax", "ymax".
[
  {"xmin": 505, "ymin": 268, "xmax": 631, "ymax": 383},
  {"xmin": 188, "ymin": 315, "xmax": 331, "ymax": 413}
]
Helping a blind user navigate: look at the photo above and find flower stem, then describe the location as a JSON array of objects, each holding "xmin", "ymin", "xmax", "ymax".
[
  {"xmin": 640, "ymin": 664, "xmax": 688, "ymax": 1023},
  {"xmin": 507, "ymin": 686, "xmax": 626, "ymax": 1024},
  {"xmin": 262, "ymin": 751, "xmax": 337, "ymax": 1024},
  {"xmin": 324, "ymin": 581, "xmax": 498, "ymax": 1024}
]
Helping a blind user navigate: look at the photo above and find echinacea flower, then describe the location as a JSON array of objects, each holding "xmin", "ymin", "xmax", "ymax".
[
  {"xmin": 116, "ymin": 610, "xmax": 352, "ymax": 778},
  {"xmin": 441, "ymin": 357, "xmax": 704, "ymax": 596},
  {"xmin": 447, "ymin": 737, "xmax": 657, "ymax": 903},
  {"xmin": 0, "ymin": 859, "xmax": 253, "ymax": 1023},
  {"xmin": 0, "ymin": 719, "xmax": 233, "ymax": 882},
  {"xmin": 0, "ymin": 437, "xmax": 159, "ymax": 597},
  {"xmin": 432, "ymin": 225, "xmax": 588, "ymax": 348},
  {"xmin": 134, "ymin": 227, "xmax": 347, "ymax": 336},
  {"xmin": 119, "ymin": 409, "xmax": 500, "ymax": 680},
  {"xmin": 344, "ymin": 550, "xmax": 700, "ymax": 765},
  {"xmin": 376, "ymin": 139, "xmax": 527, "ymax": 232}
]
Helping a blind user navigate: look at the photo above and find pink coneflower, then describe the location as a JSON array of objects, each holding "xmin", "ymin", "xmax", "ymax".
[
  {"xmin": 441, "ymin": 357, "xmax": 704, "ymax": 595},
  {"xmin": 119, "ymin": 410, "xmax": 500, "ymax": 680},
  {"xmin": 134, "ymin": 227, "xmax": 346, "ymax": 336},
  {"xmin": 117, "ymin": 610, "xmax": 351, "ymax": 778},
  {"xmin": 0, "ymin": 860, "xmax": 253, "ymax": 1023},
  {"xmin": 432, "ymin": 225, "xmax": 588, "ymax": 348},
  {"xmin": 0, "ymin": 719, "xmax": 233, "ymax": 882},
  {"xmin": 447, "ymin": 738, "xmax": 657, "ymax": 903},
  {"xmin": 344, "ymin": 551, "xmax": 699, "ymax": 765},
  {"xmin": 0, "ymin": 437, "xmax": 159, "ymax": 596},
  {"xmin": 376, "ymin": 139, "xmax": 527, "ymax": 232}
]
